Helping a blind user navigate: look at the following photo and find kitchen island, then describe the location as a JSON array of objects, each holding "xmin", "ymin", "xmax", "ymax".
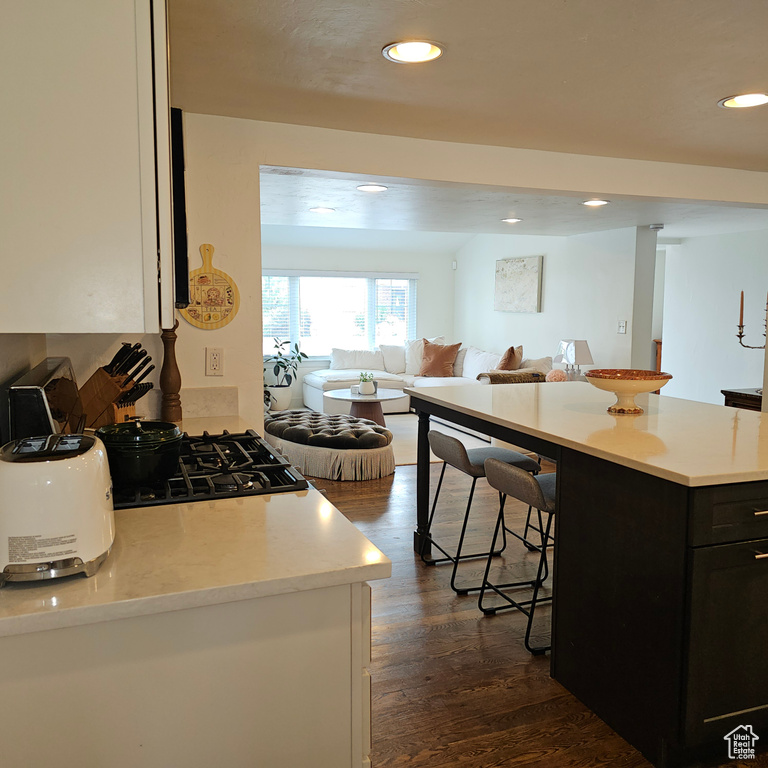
[
  {"xmin": 0, "ymin": 426, "xmax": 390, "ymax": 768},
  {"xmin": 406, "ymin": 382, "xmax": 768, "ymax": 768}
]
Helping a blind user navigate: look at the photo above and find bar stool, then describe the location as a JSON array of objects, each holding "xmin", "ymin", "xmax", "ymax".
[
  {"xmin": 421, "ymin": 431, "xmax": 540, "ymax": 595},
  {"xmin": 479, "ymin": 457, "xmax": 557, "ymax": 655}
]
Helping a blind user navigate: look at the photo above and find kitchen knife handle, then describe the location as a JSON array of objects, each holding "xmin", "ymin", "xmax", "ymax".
[
  {"xmin": 114, "ymin": 344, "xmax": 143, "ymax": 376},
  {"xmin": 133, "ymin": 382, "xmax": 154, "ymax": 402},
  {"xmin": 132, "ymin": 364, "xmax": 155, "ymax": 386},
  {"xmin": 104, "ymin": 342, "xmax": 132, "ymax": 375},
  {"xmin": 121, "ymin": 357, "xmax": 152, "ymax": 387}
]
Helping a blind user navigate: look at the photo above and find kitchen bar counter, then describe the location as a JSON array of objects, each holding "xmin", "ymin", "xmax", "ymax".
[
  {"xmin": 0, "ymin": 488, "xmax": 390, "ymax": 638},
  {"xmin": 407, "ymin": 380, "xmax": 768, "ymax": 486},
  {"xmin": 407, "ymin": 382, "xmax": 768, "ymax": 768}
]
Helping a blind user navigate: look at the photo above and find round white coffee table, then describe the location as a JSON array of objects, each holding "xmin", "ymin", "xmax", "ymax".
[{"xmin": 323, "ymin": 388, "xmax": 409, "ymax": 427}]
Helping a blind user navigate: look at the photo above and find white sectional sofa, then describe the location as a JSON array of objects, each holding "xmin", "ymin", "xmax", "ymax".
[{"xmin": 302, "ymin": 339, "xmax": 552, "ymax": 415}]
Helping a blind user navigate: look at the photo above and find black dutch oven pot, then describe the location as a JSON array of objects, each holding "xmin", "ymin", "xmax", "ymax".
[{"xmin": 96, "ymin": 420, "xmax": 182, "ymax": 488}]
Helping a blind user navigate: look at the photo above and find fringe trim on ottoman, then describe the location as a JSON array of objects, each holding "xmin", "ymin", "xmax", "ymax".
[{"xmin": 265, "ymin": 434, "xmax": 395, "ymax": 481}]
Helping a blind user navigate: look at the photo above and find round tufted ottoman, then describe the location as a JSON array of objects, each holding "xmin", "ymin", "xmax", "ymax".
[{"xmin": 263, "ymin": 411, "xmax": 395, "ymax": 481}]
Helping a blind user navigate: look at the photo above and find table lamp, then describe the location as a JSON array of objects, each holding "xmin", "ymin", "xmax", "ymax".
[{"xmin": 553, "ymin": 339, "xmax": 593, "ymax": 379}]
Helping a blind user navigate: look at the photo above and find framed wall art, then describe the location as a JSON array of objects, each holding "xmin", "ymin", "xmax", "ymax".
[{"xmin": 494, "ymin": 255, "xmax": 542, "ymax": 313}]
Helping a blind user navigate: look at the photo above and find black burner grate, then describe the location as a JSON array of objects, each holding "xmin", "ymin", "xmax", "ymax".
[{"xmin": 113, "ymin": 429, "xmax": 308, "ymax": 509}]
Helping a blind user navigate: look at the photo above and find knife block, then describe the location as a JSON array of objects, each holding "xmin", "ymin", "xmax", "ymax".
[
  {"xmin": 99, "ymin": 402, "xmax": 137, "ymax": 428},
  {"xmin": 79, "ymin": 368, "xmax": 134, "ymax": 428}
]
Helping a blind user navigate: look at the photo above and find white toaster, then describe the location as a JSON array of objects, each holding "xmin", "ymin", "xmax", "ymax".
[{"xmin": 0, "ymin": 433, "xmax": 115, "ymax": 586}]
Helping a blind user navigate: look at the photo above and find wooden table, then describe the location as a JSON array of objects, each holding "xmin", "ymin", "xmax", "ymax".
[
  {"xmin": 405, "ymin": 382, "xmax": 768, "ymax": 768},
  {"xmin": 323, "ymin": 387, "xmax": 408, "ymax": 426}
]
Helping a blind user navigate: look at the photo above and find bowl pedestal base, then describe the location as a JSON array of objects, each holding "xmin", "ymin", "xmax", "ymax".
[{"xmin": 608, "ymin": 393, "xmax": 645, "ymax": 414}]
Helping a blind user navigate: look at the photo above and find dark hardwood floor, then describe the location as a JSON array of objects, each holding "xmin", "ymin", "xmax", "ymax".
[{"xmin": 312, "ymin": 463, "xmax": 768, "ymax": 768}]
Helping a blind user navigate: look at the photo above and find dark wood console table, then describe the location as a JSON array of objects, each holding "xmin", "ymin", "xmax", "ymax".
[
  {"xmin": 407, "ymin": 382, "xmax": 768, "ymax": 768},
  {"xmin": 722, "ymin": 387, "xmax": 762, "ymax": 411}
]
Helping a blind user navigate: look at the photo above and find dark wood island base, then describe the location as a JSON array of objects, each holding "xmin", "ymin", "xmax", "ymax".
[
  {"xmin": 556, "ymin": 449, "xmax": 768, "ymax": 766},
  {"xmin": 409, "ymin": 384, "xmax": 768, "ymax": 768}
]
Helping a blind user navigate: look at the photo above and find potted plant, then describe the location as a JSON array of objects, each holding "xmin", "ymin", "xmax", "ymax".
[
  {"xmin": 263, "ymin": 338, "xmax": 308, "ymax": 411},
  {"xmin": 359, "ymin": 371, "xmax": 376, "ymax": 395}
]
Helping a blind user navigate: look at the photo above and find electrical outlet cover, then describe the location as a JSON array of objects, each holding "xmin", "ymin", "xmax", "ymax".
[{"xmin": 205, "ymin": 347, "xmax": 224, "ymax": 376}]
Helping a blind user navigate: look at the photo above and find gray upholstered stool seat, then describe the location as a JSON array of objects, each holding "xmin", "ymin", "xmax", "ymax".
[
  {"xmin": 263, "ymin": 410, "xmax": 395, "ymax": 480},
  {"xmin": 422, "ymin": 430, "xmax": 540, "ymax": 594},
  {"xmin": 479, "ymin": 457, "xmax": 557, "ymax": 655},
  {"xmin": 463, "ymin": 446, "xmax": 540, "ymax": 477}
]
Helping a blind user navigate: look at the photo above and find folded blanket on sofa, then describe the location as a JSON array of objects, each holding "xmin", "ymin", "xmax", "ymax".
[{"xmin": 477, "ymin": 371, "xmax": 545, "ymax": 384}]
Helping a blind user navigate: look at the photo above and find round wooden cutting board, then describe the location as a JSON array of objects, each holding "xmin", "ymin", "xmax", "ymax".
[{"xmin": 180, "ymin": 244, "xmax": 240, "ymax": 329}]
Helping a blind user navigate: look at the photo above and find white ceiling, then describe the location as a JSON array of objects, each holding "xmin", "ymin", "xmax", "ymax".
[
  {"xmin": 168, "ymin": 0, "xmax": 768, "ymax": 239},
  {"xmin": 169, "ymin": 0, "xmax": 768, "ymax": 171},
  {"xmin": 260, "ymin": 166, "xmax": 768, "ymax": 239}
]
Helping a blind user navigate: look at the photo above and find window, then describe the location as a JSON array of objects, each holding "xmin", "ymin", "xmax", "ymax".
[{"xmin": 262, "ymin": 270, "xmax": 418, "ymax": 356}]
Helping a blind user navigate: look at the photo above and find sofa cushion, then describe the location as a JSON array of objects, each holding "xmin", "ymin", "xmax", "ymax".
[
  {"xmin": 452, "ymin": 347, "xmax": 468, "ymax": 377},
  {"xmin": 405, "ymin": 336, "xmax": 445, "ymax": 374},
  {"xmin": 498, "ymin": 345, "xmax": 524, "ymax": 370},
  {"xmin": 520, "ymin": 356, "xmax": 553, "ymax": 374},
  {"xmin": 302, "ymin": 368, "xmax": 405, "ymax": 391},
  {"xmin": 419, "ymin": 340, "xmax": 461, "ymax": 377},
  {"xmin": 380, "ymin": 344, "xmax": 406, "ymax": 374},
  {"xmin": 329, "ymin": 347, "xmax": 385, "ymax": 371},
  {"xmin": 462, "ymin": 346, "xmax": 502, "ymax": 380}
]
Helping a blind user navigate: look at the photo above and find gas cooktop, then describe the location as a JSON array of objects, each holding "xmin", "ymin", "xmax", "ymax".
[{"xmin": 112, "ymin": 429, "xmax": 308, "ymax": 509}]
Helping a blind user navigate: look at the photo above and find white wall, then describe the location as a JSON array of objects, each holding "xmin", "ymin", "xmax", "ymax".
[
  {"xmin": 662, "ymin": 229, "xmax": 768, "ymax": 404},
  {"xmin": 454, "ymin": 229, "xmax": 636, "ymax": 367}
]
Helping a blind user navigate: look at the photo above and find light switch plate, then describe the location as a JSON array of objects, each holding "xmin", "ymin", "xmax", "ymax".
[{"xmin": 618, "ymin": 320, "xmax": 627, "ymax": 334}]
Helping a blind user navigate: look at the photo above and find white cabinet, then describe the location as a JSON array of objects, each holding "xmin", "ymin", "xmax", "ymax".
[
  {"xmin": 0, "ymin": 582, "xmax": 374, "ymax": 767},
  {"xmin": 1, "ymin": 0, "xmax": 173, "ymax": 333}
]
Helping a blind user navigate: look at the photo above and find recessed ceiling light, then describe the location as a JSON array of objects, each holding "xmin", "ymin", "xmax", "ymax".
[
  {"xmin": 582, "ymin": 199, "xmax": 610, "ymax": 207},
  {"xmin": 501, "ymin": 217, "xmax": 522, "ymax": 224},
  {"xmin": 382, "ymin": 41, "xmax": 443, "ymax": 64},
  {"xmin": 718, "ymin": 93, "xmax": 768, "ymax": 109},
  {"xmin": 309, "ymin": 206, "xmax": 336, "ymax": 214},
  {"xmin": 357, "ymin": 184, "xmax": 388, "ymax": 193}
]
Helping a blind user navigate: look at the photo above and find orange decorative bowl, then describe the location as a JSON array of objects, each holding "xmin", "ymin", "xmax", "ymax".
[{"xmin": 584, "ymin": 369, "xmax": 673, "ymax": 414}]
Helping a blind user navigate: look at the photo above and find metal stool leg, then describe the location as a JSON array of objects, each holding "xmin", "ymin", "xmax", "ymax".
[
  {"xmin": 478, "ymin": 493, "xmax": 541, "ymax": 612},
  {"xmin": 419, "ymin": 463, "xmax": 449, "ymax": 562},
  {"xmin": 524, "ymin": 511, "xmax": 554, "ymax": 655},
  {"xmin": 479, "ymin": 495, "xmax": 554, "ymax": 655},
  {"xmin": 421, "ymin": 464, "xmax": 507, "ymax": 593}
]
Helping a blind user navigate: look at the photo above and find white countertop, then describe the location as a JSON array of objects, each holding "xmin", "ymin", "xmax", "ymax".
[
  {"xmin": 0, "ymin": 488, "xmax": 391, "ymax": 638},
  {"xmin": 406, "ymin": 381, "xmax": 768, "ymax": 487}
]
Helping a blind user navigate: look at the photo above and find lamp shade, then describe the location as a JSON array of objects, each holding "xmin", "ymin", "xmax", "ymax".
[{"xmin": 553, "ymin": 339, "xmax": 593, "ymax": 366}]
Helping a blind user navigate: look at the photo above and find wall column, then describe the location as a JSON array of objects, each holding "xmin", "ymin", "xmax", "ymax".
[{"xmin": 630, "ymin": 226, "xmax": 659, "ymax": 369}]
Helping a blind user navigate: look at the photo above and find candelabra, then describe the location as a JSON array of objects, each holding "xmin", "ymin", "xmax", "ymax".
[
  {"xmin": 736, "ymin": 291, "xmax": 767, "ymax": 349},
  {"xmin": 736, "ymin": 325, "xmax": 764, "ymax": 349}
]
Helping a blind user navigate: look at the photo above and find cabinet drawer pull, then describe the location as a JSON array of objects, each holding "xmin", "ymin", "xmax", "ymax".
[
  {"xmin": 754, "ymin": 509, "xmax": 768, "ymax": 517},
  {"xmin": 755, "ymin": 552, "xmax": 768, "ymax": 560}
]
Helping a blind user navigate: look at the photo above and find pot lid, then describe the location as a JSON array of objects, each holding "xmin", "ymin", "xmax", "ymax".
[{"xmin": 96, "ymin": 420, "xmax": 182, "ymax": 446}]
